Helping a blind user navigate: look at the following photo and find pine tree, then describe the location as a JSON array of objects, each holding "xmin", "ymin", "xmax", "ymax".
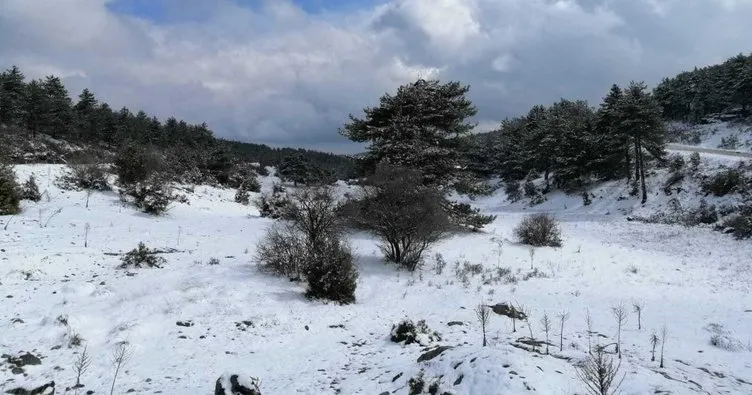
[
  {"xmin": 734, "ymin": 59, "xmax": 752, "ymax": 115},
  {"xmin": 74, "ymin": 88, "xmax": 98, "ymax": 140},
  {"xmin": 0, "ymin": 66, "xmax": 27, "ymax": 126},
  {"xmin": 595, "ymin": 84, "xmax": 631, "ymax": 180},
  {"xmin": 340, "ymin": 79, "xmax": 477, "ymax": 187},
  {"xmin": 620, "ymin": 81, "xmax": 666, "ymax": 204},
  {"xmin": 24, "ymin": 79, "xmax": 45, "ymax": 137},
  {"xmin": 41, "ymin": 76, "xmax": 73, "ymax": 138}
]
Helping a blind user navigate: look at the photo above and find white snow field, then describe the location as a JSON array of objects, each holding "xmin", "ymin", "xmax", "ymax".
[{"xmin": 2, "ymin": 164, "xmax": 752, "ymax": 394}]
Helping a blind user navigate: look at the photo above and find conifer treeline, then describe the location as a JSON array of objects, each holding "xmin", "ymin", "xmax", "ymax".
[{"xmin": 0, "ymin": 66, "xmax": 356, "ymax": 180}]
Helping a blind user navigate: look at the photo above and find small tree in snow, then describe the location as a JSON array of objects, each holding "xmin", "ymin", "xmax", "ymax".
[{"xmin": 475, "ymin": 304, "xmax": 491, "ymax": 347}]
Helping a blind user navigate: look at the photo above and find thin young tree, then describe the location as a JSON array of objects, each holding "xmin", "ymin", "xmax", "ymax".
[
  {"xmin": 529, "ymin": 247, "xmax": 535, "ymax": 269},
  {"xmin": 540, "ymin": 313, "xmax": 552, "ymax": 354},
  {"xmin": 475, "ymin": 304, "xmax": 491, "ymax": 347},
  {"xmin": 84, "ymin": 222, "xmax": 90, "ymax": 248},
  {"xmin": 575, "ymin": 346, "xmax": 625, "ymax": 395},
  {"xmin": 586, "ymin": 309, "xmax": 594, "ymax": 353},
  {"xmin": 110, "ymin": 342, "xmax": 133, "ymax": 395},
  {"xmin": 611, "ymin": 304, "xmax": 628, "ymax": 359},
  {"xmin": 73, "ymin": 345, "xmax": 92, "ymax": 395},
  {"xmin": 650, "ymin": 330, "xmax": 659, "ymax": 362},
  {"xmin": 632, "ymin": 302, "xmax": 644, "ymax": 330},
  {"xmin": 558, "ymin": 311, "xmax": 570, "ymax": 352},
  {"xmin": 660, "ymin": 325, "xmax": 667, "ymax": 368}
]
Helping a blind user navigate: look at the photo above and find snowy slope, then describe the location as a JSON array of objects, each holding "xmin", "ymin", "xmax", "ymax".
[
  {"xmin": 2, "ymin": 165, "xmax": 752, "ymax": 394},
  {"xmin": 668, "ymin": 120, "xmax": 752, "ymax": 152}
]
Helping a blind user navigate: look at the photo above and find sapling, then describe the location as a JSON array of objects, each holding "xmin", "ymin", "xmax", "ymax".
[
  {"xmin": 611, "ymin": 304, "xmax": 628, "ymax": 359},
  {"xmin": 650, "ymin": 330, "xmax": 659, "ymax": 362},
  {"xmin": 177, "ymin": 226, "xmax": 182, "ymax": 246},
  {"xmin": 632, "ymin": 302, "xmax": 644, "ymax": 330},
  {"xmin": 109, "ymin": 341, "xmax": 133, "ymax": 395},
  {"xmin": 3, "ymin": 213, "xmax": 18, "ymax": 230},
  {"xmin": 540, "ymin": 313, "xmax": 552, "ymax": 354},
  {"xmin": 84, "ymin": 223, "xmax": 90, "ymax": 248},
  {"xmin": 575, "ymin": 345, "xmax": 624, "ymax": 395},
  {"xmin": 475, "ymin": 304, "xmax": 491, "ymax": 347},
  {"xmin": 492, "ymin": 237, "xmax": 503, "ymax": 266},
  {"xmin": 73, "ymin": 345, "xmax": 92, "ymax": 395},
  {"xmin": 660, "ymin": 325, "xmax": 667, "ymax": 368},
  {"xmin": 558, "ymin": 311, "xmax": 570, "ymax": 352},
  {"xmin": 529, "ymin": 247, "xmax": 536, "ymax": 269},
  {"xmin": 586, "ymin": 309, "xmax": 594, "ymax": 353},
  {"xmin": 524, "ymin": 308, "xmax": 536, "ymax": 352},
  {"xmin": 85, "ymin": 189, "xmax": 93, "ymax": 208}
]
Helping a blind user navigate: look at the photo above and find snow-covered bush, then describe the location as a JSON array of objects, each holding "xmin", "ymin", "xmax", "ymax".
[
  {"xmin": 119, "ymin": 176, "xmax": 174, "ymax": 215},
  {"xmin": 57, "ymin": 163, "xmax": 110, "ymax": 191},
  {"xmin": 514, "ymin": 214, "xmax": 563, "ymax": 247},
  {"xmin": 257, "ymin": 184, "xmax": 290, "ymax": 219},
  {"xmin": 689, "ymin": 152, "xmax": 701, "ymax": 173},
  {"xmin": 445, "ymin": 201, "xmax": 496, "ymax": 231},
  {"xmin": 119, "ymin": 242, "xmax": 166, "ymax": 269},
  {"xmin": 721, "ymin": 206, "xmax": 752, "ymax": 239},
  {"xmin": 390, "ymin": 319, "xmax": 441, "ymax": 346},
  {"xmin": 702, "ymin": 168, "xmax": 746, "ymax": 196},
  {"xmin": 505, "ymin": 180, "xmax": 522, "ymax": 202},
  {"xmin": 235, "ymin": 186, "xmax": 250, "ymax": 205},
  {"xmin": 0, "ymin": 162, "xmax": 21, "ymax": 215},
  {"xmin": 21, "ymin": 175, "xmax": 41, "ymax": 202},
  {"xmin": 303, "ymin": 236, "xmax": 358, "ymax": 304},
  {"xmin": 114, "ymin": 143, "xmax": 161, "ymax": 186},
  {"xmin": 667, "ymin": 153, "xmax": 685, "ymax": 173}
]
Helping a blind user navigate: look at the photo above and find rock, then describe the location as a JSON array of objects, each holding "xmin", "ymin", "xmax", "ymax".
[
  {"xmin": 214, "ymin": 374, "xmax": 261, "ymax": 395},
  {"xmin": 417, "ymin": 346, "xmax": 452, "ymax": 363},
  {"xmin": 7, "ymin": 352, "xmax": 42, "ymax": 367},
  {"xmin": 486, "ymin": 303, "xmax": 527, "ymax": 320},
  {"xmin": 5, "ymin": 381, "xmax": 55, "ymax": 395},
  {"xmin": 447, "ymin": 321, "xmax": 464, "ymax": 326},
  {"xmin": 176, "ymin": 320, "xmax": 194, "ymax": 327}
]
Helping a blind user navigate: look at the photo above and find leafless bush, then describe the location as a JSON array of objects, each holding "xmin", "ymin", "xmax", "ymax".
[
  {"xmin": 660, "ymin": 326, "xmax": 667, "ymax": 367},
  {"xmin": 72, "ymin": 345, "xmax": 92, "ymax": 394},
  {"xmin": 347, "ymin": 164, "xmax": 452, "ymax": 271},
  {"xmin": 515, "ymin": 214, "xmax": 562, "ymax": 247},
  {"xmin": 475, "ymin": 304, "xmax": 491, "ymax": 347},
  {"xmin": 650, "ymin": 331, "xmax": 659, "ymax": 362},
  {"xmin": 611, "ymin": 304, "xmax": 628, "ymax": 359},
  {"xmin": 540, "ymin": 313, "xmax": 552, "ymax": 354},
  {"xmin": 558, "ymin": 311, "xmax": 570, "ymax": 352},
  {"xmin": 575, "ymin": 346, "xmax": 624, "ymax": 395},
  {"xmin": 109, "ymin": 341, "xmax": 133, "ymax": 395},
  {"xmin": 256, "ymin": 222, "xmax": 307, "ymax": 280}
]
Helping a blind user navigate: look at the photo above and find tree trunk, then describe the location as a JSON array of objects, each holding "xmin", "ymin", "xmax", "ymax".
[
  {"xmin": 624, "ymin": 142, "xmax": 631, "ymax": 182},
  {"xmin": 638, "ymin": 136, "xmax": 648, "ymax": 204}
]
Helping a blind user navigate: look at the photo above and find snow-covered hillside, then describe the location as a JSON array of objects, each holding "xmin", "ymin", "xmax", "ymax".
[
  {"xmin": 2, "ymin": 164, "xmax": 752, "ymax": 394},
  {"xmin": 668, "ymin": 120, "xmax": 752, "ymax": 152}
]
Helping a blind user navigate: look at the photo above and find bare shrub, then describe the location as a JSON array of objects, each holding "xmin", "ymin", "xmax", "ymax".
[
  {"xmin": 475, "ymin": 304, "xmax": 491, "ymax": 347},
  {"xmin": 255, "ymin": 185, "xmax": 358, "ymax": 303},
  {"xmin": 109, "ymin": 342, "xmax": 133, "ymax": 395},
  {"xmin": 540, "ymin": 313, "xmax": 552, "ymax": 354},
  {"xmin": 611, "ymin": 304, "xmax": 628, "ymax": 359},
  {"xmin": 347, "ymin": 164, "xmax": 452, "ymax": 271},
  {"xmin": 575, "ymin": 346, "xmax": 624, "ymax": 395},
  {"xmin": 256, "ymin": 222, "xmax": 307, "ymax": 280},
  {"xmin": 514, "ymin": 214, "xmax": 562, "ymax": 247},
  {"xmin": 72, "ymin": 345, "xmax": 92, "ymax": 394}
]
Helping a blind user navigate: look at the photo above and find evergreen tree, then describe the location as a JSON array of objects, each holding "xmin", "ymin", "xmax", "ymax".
[
  {"xmin": 594, "ymin": 84, "xmax": 631, "ymax": 180},
  {"xmin": 0, "ymin": 66, "xmax": 26, "ymax": 126},
  {"xmin": 74, "ymin": 88, "xmax": 98, "ymax": 140},
  {"xmin": 24, "ymin": 79, "xmax": 45, "ymax": 137},
  {"xmin": 340, "ymin": 79, "xmax": 477, "ymax": 187},
  {"xmin": 620, "ymin": 81, "xmax": 666, "ymax": 204},
  {"xmin": 41, "ymin": 76, "xmax": 73, "ymax": 138},
  {"xmin": 734, "ymin": 59, "xmax": 752, "ymax": 114}
]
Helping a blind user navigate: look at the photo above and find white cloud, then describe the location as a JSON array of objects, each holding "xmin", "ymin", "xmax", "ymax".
[{"xmin": 1, "ymin": 0, "xmax": 751, "ymax": 151}]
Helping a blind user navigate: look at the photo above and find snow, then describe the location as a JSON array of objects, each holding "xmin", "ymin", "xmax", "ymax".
[
  {"xmin": 2, "ymin": 164, "xmax": 752, "ymax": 394},
  {"xmin": 668, "ymin": 120, "xmax": 752, "ymax": 151}
]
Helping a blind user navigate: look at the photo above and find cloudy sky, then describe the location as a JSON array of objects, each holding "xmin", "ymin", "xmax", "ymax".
[{"xmin": 1, "ymin": 0, "xmax": 751, "ymax": 152}]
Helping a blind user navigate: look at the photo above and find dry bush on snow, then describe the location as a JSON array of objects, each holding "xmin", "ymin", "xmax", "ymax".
[
  {"xmin": 346, "ymin": 164, "xmax": 452, "ymax": 271},
  {"xmin": 575, "ymin": 346, "xmax": 624, "ymax": 395},
  {"xmin": 514, "ymin": 213, "xmax": 562, "ymax": 247}
]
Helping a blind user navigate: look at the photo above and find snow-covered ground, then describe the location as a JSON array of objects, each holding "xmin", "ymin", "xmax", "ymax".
[{"xmin": 2, "ymin": 164, "xmax": 752, "ymax": 394}]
